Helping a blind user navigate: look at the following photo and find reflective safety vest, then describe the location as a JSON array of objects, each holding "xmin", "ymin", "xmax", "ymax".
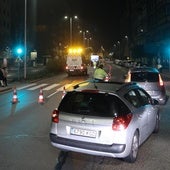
[{"xmin": 93, "ymin": 68, "xmax": 108, "ymax": 80}]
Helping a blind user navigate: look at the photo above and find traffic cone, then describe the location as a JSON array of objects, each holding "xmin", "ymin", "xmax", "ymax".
[
  {"xmin": 38, "ymin": 88, "xmax": 44, "ymax": 104},
  {"xmin": 11, "ymin": 87, "xmax": 18, "ymax": 104}
]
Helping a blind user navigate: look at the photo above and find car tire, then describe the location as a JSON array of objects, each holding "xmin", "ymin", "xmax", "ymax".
[
  {"xmin": 153, "ymin": 113, "xmax": 160, "ymax": 133},
  {"xmin": 124, "ymin": 131, "xmax": 139, "ymax": 163}
]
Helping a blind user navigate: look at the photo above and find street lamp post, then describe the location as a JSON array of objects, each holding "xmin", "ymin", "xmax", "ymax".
[
  {"xmin": 64, "ymin": 16, "xmax": 78, "ymax": 46},
  {"xmin": 24, "ymin": 0, "xmax": 27, "ymax": 79},
  {"xmin": 117, "ymin": 41, "xmax": 120, "ymax": 59},
  {"xmin": 79, "ymin": 30, "xmax": 89, "ymax": 46},
  {"xmin": 69, "ymin": 17, "xmax": 72, "ymax": 46},
  {"xmin": 85, "ymin": 37, "xmax": 92, "ymax": 47}
]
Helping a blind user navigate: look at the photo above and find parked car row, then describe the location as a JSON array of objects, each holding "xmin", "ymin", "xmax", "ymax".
[
  {"xmin": 50, "ymin": 80, "xmax": 161, "ymax": 163},
  {"xmin": 114, "ymin": 59, "xmax": 148, "ymax": 68}
]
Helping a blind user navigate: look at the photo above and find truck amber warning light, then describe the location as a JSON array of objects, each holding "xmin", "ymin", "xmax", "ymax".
[{"xmin": 68, "ymin": 47, "xmax": 83, "ymax": 54}]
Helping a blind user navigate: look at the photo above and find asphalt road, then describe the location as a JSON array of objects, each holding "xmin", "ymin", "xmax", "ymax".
[{"xmin": 0, "ymin": 63, "xmax": 170, "ymax": 170}]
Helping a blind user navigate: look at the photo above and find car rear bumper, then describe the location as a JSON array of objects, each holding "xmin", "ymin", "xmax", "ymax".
[
  {"xmin": 66, "ymin": 69, "xmax": 87, "ymax": 75},
  {"xmin": 50, "ymin": 133, "xmax": 126, "ymax": 156}
]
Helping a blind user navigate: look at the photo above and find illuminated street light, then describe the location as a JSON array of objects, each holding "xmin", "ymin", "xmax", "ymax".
[
  {"xmin": 64, "ymin": 15, "xmax": 78, "ymax": 46},
  {"xmin": 79, "ymin": 30, "xmax": 89, "ymax": 46},
  {"xmin": 124, "ymin": 35, "xmax": 129, "ymax": 59},
  {"xmin": 117, "ymin": 41, "xmax": 121, "ymax": 59},
  {"xmin": 84, "ymin": 37, "xmax": 92, "ymax": 47}
]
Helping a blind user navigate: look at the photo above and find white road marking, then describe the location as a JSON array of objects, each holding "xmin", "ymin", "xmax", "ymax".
[
  {"xmin": 27, "ymin": 83, "xmax": 48, "ymax": 90},
  {"xmin": 43, "ymin": 84, "xmax": 60, "ymax": 90},
  {"xmin": 17, "ymin": 83, "xmax": 37, "ymax": 90},
  {"xmin": 47, "ymin": 84, "xmax": 72, "ymax": 98}
]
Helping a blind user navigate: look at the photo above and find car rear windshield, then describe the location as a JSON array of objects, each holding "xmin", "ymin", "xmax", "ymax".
[
  {"xmin": 58, "ymin": 91, "xmax": 130, "ymax": 117},
  {"xmin": 131, "ymin": 72, "xmax": 159, "ymax": 82}
]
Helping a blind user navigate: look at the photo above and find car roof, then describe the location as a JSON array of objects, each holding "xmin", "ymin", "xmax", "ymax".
[
  {"xmin": 130, "ymin": 66, "xmax": 159, "ymax": 73},
  {"xmin": 66, "ymin": 80, "xmax": 139, "ymax": 94}
]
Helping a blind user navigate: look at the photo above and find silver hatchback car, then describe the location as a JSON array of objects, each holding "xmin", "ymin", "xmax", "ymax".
[
  {"xmin": 125, "ymin": 67, "xmax": 167, "ymax": 105},
  {"xmin": 50, "ymin": 81, "xmax": 160, "ymax": 163}
]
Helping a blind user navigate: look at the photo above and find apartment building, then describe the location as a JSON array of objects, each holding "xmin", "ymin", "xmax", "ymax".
[
  {"xmin": 121, "ymin": 0, "xmax": 170, "ymax": 66},
  {"xmin": 0, "ymin": 0, "xmax": 11, "ymax": 51}
]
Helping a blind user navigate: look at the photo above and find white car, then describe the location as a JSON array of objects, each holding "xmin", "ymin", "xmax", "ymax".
[{"xmin": 50, "ymin": 81, "xmax": 160, "ymax": 163}]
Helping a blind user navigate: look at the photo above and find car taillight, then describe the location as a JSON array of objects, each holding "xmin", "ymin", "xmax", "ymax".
[
  {"xmin": 62, "ymin": 86, "xmax": 66, "ymax": 98},
  {"xmin": 158, "ymin": 74, "xmax": 164, "ymax": 86},
  {"xmin": 125, "ymin": 71, "xmax": 131, "ymax": 82},
  {"xmin": 104, "ymin": 76, "xmax": 109, "ymax": 82},
  {"xmin": 112, "ymin": 113, "xmax": 132, "ymax": 131},
  {"xmin": 66, "ymin": 65, "xmax": 68, "ymax": 70},
  {"xmin": 52, "ymin": 109, "xmax": 59, "ymax": 123},
  {"xmin": 80, "ymin": 65, "xmax": 84, "ymax": 69}
]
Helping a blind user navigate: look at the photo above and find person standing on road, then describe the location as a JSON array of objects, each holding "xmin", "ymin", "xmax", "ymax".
[
  {"xmin": 0, "ymin": 68, "xmax": 5, "ymax": 87},
  {"xmin": 1, "ymin": 67, "xmax": 8, "ymax": 86},
  {"xmin": 93, "ymin": 64, "xmax": 108, "ymax": 82}
]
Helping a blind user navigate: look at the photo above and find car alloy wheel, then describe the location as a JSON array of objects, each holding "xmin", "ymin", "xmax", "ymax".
[{"xmin": 124, "ymin": 131, "xmax": 139, "ymax": 163}]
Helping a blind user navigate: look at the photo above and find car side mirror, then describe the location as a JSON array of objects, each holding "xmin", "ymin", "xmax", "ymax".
[{"xmin": 150, "ymin": 98, "xmax": 159, "ymax": 105}]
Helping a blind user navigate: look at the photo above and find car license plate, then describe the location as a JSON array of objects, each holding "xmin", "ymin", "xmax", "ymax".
[
  {"xmin": 70, "ymin": 128, "xmax": 97, "ymax": 138},
  {"xmin": 70, "ymin": 69, "xmax": 74, "ymax": 71}
]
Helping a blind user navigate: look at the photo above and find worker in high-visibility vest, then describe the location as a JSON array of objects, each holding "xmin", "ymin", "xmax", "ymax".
[{"xmin": 93, "ymin": 64, "xmax": 108, "ymax": 82}]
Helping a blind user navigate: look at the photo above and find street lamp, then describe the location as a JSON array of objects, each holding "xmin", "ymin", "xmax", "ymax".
[
  {"xmin": 79, "ymin": 30, "xmax": 89, "ymax": 46},
  {"xmin": 124, "ymin": 35, "xmax": 130, "ymax": 59},
  {"xmin": 84, "ymin": 37, "xmax": 92, "ymax": 47},
  {"xmin": 24, "ymin": 0, "xmax": 27, "ymax": 79},
  {"xmin": 117, "ymin": 41, "xmax": 120, "ymax": 59},
  {"xmin": 64, "ymin": 15, "xmax": 78, "ymax": 46}
]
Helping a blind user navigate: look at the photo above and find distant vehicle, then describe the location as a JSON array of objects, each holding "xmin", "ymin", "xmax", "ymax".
[
  {"xmin": 66, "ymin": 47, "xmax": 87, "ymax": 76},
  {"xmin": 125, "ymin": 67, "xmax": 167, "ymax": 104},
  {"xmin": 50, "ymin": 81, "xmax": 160, "ymax": 163}
]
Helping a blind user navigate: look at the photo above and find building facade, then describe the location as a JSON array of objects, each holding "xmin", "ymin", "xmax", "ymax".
[
  {"xmin": 0, "ymin": 0, "xmax": 11, "ymax": 51},
  {"xmin": 121, "ymin": 0, "xmax": 170, "ymax": 67}
]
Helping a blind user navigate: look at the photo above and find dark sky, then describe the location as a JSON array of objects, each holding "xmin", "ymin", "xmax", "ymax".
[{"xmin": 37, "ymin": 0, "xmax": 122, "ymax": 50}]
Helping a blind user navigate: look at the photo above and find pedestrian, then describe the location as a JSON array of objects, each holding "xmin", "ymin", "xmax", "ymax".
[
  {"xmin": 1, "ymin": 67, "xmax": 8, "ymax": 86},
  {"xmin": 93, "ymin": 64, "xmax": 108, "ymax": 82},
  {"xmin": 0, "ymin": 68, "xmax": 5, "ymax": 87}
]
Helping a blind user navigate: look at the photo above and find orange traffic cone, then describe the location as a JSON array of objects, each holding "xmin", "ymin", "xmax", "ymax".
[
  {"xmin": 38, "ymin": 88, "xmax": 44, "ymax": 104},
  {"xmin": 12, "ymin": 87, "xmax": 18, "ymax": 104}
]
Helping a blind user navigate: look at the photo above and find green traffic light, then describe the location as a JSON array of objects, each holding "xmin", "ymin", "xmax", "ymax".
[{"xmin": 17, "ymin": 48, "xmax": 22, "ymax": 54}]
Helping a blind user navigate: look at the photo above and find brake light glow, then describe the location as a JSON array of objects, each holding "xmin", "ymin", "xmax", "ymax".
[
  {"xmin": 81, "ymin": 65, "xmax": 84, "ymax": 69},
  {"xmin": 52, "ymin": 109, "xmax": 59, "ymax": 123},
  {"xmin": 125, "ymin": 71, "xmax": 131, "ymax": 82},
  {"xmin": 158, "ymin": 74, "xmax": 164, "ymax": 86},
  {"xmin": 112, "ymin": 113, "xmax": 132, "ymax": 131},
  {"xmin": 62, "ymin": 86, "xmax": 66, "ymax": 98},
  {"xmin": 66, "ymin": 65, "xmax": 68, "ymax": 70}
]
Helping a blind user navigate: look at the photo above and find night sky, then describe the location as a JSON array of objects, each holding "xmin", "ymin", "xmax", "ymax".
[{"xmin": 37, "ymin": 0, "xmax": 122, "ymax": 50}]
